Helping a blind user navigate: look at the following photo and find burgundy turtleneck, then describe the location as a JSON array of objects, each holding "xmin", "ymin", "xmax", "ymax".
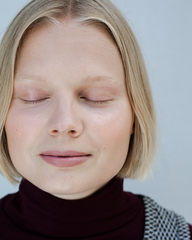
[{"xmin": 0, "ymin": 177, "xmax": 191, "ymax": 240}]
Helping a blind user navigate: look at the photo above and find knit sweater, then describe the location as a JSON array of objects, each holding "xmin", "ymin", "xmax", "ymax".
[{"xmin": 0, "ymin": 177, "xmax": 191, "ymax": 239}]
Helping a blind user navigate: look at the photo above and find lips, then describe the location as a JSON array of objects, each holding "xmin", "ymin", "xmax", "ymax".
[{"xmin": 39, "ymin": 150, "xmax": 92, "ymax": 167}]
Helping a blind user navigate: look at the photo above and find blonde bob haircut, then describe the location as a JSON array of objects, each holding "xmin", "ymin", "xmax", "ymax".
[{"xmin": 0, "ymin": 0, "xmax": 158, "ymax": 184}]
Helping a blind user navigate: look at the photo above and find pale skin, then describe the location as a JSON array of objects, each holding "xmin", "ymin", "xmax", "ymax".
[{"xmin": 5, "ymin": 19, "xmax": 134, "ymax": 200}]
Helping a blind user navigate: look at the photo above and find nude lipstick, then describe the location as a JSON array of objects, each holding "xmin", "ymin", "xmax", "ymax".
[{"xmin": 39, "ymin": 150, "xmax": 91, "ymax": 168}]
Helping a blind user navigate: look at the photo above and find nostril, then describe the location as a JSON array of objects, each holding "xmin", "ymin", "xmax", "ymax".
[{"xmin": 52, "ymin": 130, "xmax": 58, "ymax": 133}]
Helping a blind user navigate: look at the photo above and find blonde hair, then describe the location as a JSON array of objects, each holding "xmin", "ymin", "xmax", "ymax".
[{"xmin": 0, "ymin": 0, "xmax": 158, "ymax": 184}]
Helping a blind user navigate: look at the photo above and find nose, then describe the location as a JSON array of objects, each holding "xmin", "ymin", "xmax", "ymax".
[{"xmin": 47, "ymin": 99, "xmax": 83, "ymax": 138}]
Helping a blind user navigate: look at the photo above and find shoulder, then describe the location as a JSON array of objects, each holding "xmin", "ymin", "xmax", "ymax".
[
  {"xmin": 0, "ymin": 193, "xmax": 19, "ymax": 239},
  {"xmin": 141, "ymin": 195, "xmax": 191, "ymax": 240},
  {"xmin": 189, "ymin": 224, "xmax": 192, "ymax": 239}
]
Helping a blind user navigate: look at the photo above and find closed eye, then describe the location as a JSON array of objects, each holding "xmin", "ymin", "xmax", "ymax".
[
  {"xmin": 81, "ymin": 97, "xmax": 110, "ymax": 105},
  {"xmin": 20, "ymin": 98, "xmax": 49, "ymax": 104},
  {"xmin": 20, "ymin": 97, "xmax": 111, "ymax": 105}
]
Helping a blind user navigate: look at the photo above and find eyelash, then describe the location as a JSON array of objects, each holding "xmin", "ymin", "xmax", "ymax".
[
  {"xmin": 20, "ymin": 98, "xmax": 109, "ymax": 105},
  {"xmin": 81, "ymin": 97, "xmax": 109, "ymax": 105},
  {"xmin": 21, "ymin": 98, "xmax": 49, "ymax": 105}
]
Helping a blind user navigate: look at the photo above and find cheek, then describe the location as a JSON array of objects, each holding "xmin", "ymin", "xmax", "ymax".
[
  {"xmin": 87, "ymin": 103, "xmax": 133, "ymax": 159},
  {"xmin": 4, "ymin": 105, "xmax": 42, "ymax": 158}
]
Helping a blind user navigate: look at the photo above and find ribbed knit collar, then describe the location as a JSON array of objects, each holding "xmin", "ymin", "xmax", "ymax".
[{"xmin": 4, "ymin": 177, "xmax": 143, "ymax": 239}]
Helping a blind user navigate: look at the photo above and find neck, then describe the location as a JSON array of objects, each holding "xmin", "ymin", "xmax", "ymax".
[{"xmin": 3, "ymin": 177, "xmax": 143, "ymax": 239}]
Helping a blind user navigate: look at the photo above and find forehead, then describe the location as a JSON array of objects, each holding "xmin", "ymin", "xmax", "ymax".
[{"xmin": 15, "ymin": 19, "xmax": 125, "ymax": 87}]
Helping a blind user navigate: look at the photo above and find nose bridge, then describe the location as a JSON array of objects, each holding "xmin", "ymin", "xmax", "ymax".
[{"xmin": 47, "ymin": 95, "xmax": 83, "ymax": 136}]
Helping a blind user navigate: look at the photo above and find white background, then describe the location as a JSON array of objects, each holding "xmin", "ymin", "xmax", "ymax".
[{"xmin": 0, "ymin": 0, "xmax": 191, "ymax": 223}]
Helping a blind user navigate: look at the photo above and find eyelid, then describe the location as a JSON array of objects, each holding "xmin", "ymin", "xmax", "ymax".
[
  {"xmin": 20, "ymin": 98, "xmax": 49, "ymax": 104},
  {"xmin": 81, "ymin": 97, "xmax": 111, "ymax": 105},
  {"xmin": 20, "ymin": 97, "xmax": 112, "ymax": 105}
]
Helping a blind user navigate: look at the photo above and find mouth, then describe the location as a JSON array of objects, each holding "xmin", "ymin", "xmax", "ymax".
[
  {"xmin": 43, "ymin": 155, "xmax": 91, "ymax": 158},
  {"xmin": 39, "ymin": 150, "xmax": 92, "ymax": 168}
]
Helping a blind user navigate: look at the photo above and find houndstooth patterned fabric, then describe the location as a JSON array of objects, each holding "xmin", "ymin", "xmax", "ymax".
[{"xmin": 142, "ymin": 195, "xmax": 191, "ymax": 240}]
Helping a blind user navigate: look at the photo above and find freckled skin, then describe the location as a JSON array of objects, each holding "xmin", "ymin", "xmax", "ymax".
[{"xmin": 5, "ymin": 21, "xmax": 134, "ymax": 200}]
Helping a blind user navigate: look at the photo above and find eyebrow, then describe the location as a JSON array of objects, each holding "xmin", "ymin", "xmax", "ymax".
[
  {"xmin": 15, "ymin": 74, "xmax": 48, "ymax": 83},
  {"xmin": 82, "ymin": 75, "xmax": 118, "ymax": 84},
  {"xmin": 15, "ymin": 74, "xmax": 119, "ymax": 84}
]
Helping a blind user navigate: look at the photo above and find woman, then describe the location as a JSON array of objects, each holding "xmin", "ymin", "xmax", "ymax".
[{"xmin": 0, "ymin": 0, "xmax": 191, "ymax": 239}]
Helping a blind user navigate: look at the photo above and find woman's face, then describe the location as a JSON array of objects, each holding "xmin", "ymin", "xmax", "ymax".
[{"xmin": 5, "ymin": 20, "xmax": 134, "ymax": 200}]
